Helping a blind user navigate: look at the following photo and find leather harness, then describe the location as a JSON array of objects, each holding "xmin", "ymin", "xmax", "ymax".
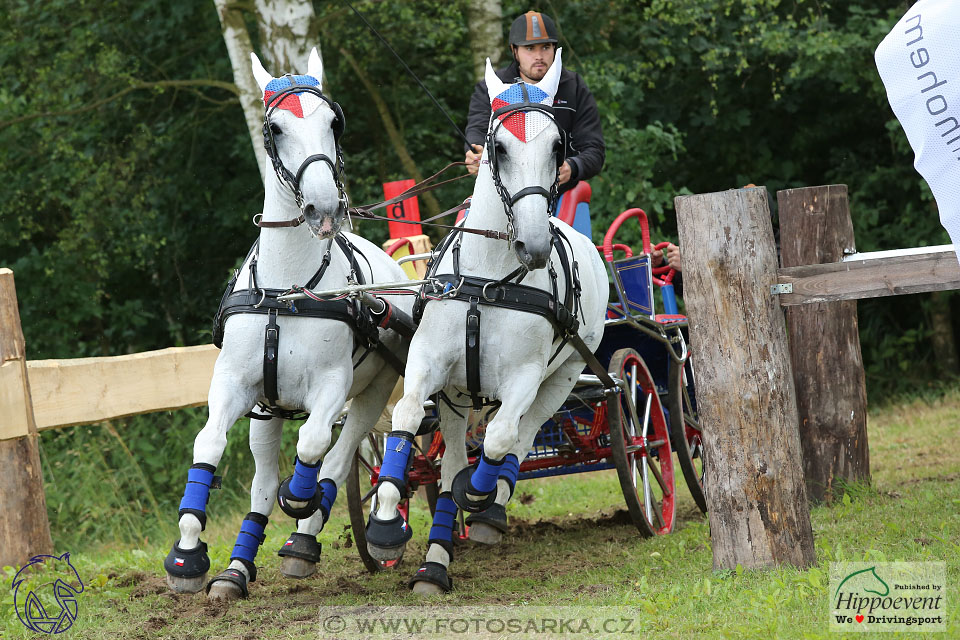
[
  {"xmin": 213, "ymin": 234, "xmax": 404, "ymax": 420},
  {"xmin": 415, "ymin": 223, "xmax": 614, "ymax": 409}
]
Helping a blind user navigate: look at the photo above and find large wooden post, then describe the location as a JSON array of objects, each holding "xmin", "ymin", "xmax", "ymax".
[
  {"xmin": 675, "ymin": 188, "xmax": 815, "ymax": 570},
  {"xmin": 0, "ymin": 268, "xmax": 53, "ymax": 567},
  {"xmin": 778, "ymin": 185, "xmax": 869, "ymax": 502}
]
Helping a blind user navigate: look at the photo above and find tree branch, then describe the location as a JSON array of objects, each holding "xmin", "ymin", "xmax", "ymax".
[
  {"xmin": 339, "ymin": 45, "xmax": 441, "ymax": 218},
  {"xmin": 0, "ymin": 79, "xmax": 239, "ymax": 130}
]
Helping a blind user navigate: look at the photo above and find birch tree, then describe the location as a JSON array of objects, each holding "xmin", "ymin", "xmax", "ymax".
[
  {"xmin": 467, "ymin": 0, "xmax": 503, "ymax": 80},
  {"xmin": 213, "ymin": 0, "xmax": 320, "ymax": 181}
]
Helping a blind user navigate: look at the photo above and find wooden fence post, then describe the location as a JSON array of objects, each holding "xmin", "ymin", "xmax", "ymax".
[
  {"xmin": 778, "ymin": 185, "xmax": 869, "ymax": 502},
  {"xmin": 675, "ymin": 188, "xmax": 815, "ymax": 570},
  {"xmin": 0, "ymin": 268, "xmax": 54, "ymax": 568}
]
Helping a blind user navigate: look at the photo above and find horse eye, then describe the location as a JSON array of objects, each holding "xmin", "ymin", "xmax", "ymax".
[
  {"xmin": 270, "ymin": 123, "xmax": 283, "ymax": 136},
  {"xmin": 494, "ymin": 141, "xmax": 506, "ymax": 156}
]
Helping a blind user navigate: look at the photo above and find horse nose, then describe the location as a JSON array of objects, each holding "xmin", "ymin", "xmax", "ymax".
[{"xmin": 514, "ymin": 240, "xmax": 548, "ymax": 270}]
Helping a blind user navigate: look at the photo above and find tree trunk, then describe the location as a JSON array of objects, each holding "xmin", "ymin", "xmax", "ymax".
[
  {"xmin": 213, "ymin": 0, "xmax": 321, "ymax": 182},
  {"xmin": 254, "ymin": 0, "xmax": 319, "ymax": 75},
  {"xmin": 213, "ymin": 0, "xmax": 269, "ymax": 182},
  {"xmin": 778, "ymin": 185, "xmax": 869, "ymax": 503},
  {"xmin": 674, "ymin": 188, "xmax": 816, "ymax": 570},
  {"xmin": 928, "ymin": 291, "xmax": 959, "ymax": 374},
  {"xmin": 467, "ymin": 0, "xmax": 503, "ymax": 80},
  {"xmin": 0, "ymin": 268, "xmax": 54, "ymax": 568}
]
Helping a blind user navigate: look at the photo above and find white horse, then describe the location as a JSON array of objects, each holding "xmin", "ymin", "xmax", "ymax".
[
  {"xmin": 163, "ymin": 48, "xmax": 412, "ymax": 600},
  {"xmin": 364, "ymin": 50, "xmax": 608, "ymax": 594}
]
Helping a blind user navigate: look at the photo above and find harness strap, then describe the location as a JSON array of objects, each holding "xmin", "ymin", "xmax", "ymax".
[
  {"xmin": 465, "ymin": 297, "xmax": 482, "ymax": 409},
  {"xmin": 264, "ymin": 309, "xmax": 280, "ymax": 403}
]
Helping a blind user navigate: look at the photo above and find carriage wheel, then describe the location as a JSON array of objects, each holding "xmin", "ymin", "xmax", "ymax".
[
  {"xmin": 608, "ymin": 348, "xmax": 676, "ymax": 536},
  {"xmin": 668, "ymin": 355, "xmax": 707, "ymax": 513},
  {"xmin": 345, "ymin": 432, "xmax": 406, "ymax": 573}
]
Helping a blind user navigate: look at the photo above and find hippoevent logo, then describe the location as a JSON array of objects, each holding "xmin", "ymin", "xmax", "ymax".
[
  {"xmin": 12, "ymin": 553, "xmax": 84, "ymax": 634},
  {"xmin": 830, "ymin": 562, "xmax": 945, "ymax": 632}
]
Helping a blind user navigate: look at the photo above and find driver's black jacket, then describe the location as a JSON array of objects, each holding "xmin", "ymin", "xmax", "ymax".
[{"xmin": 464, "ymin": 61, "xmax": 605, "ymax": 196}]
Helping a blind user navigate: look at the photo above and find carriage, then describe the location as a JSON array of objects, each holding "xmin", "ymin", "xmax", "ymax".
[{"xmin": 346, "ymin": 202, "xmax": 706, "ymax": 572}]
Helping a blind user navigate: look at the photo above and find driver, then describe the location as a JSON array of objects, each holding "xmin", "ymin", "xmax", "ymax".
[{"xmin": 463, "ymin": 10, "xmax": 606, "ymax": 197}]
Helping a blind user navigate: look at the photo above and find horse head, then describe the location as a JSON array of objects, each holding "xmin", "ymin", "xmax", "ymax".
[
  {"xmin": 252, "ymin": 49, "xmax": 347, "ymax": 239},
  {"xmin": 483, "ymin": 49, "xmax": 565, "ymax": 271}
]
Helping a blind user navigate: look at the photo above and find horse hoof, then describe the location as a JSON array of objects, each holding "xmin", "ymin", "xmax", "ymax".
[
  {"xmin": 206, "ymin": 580, "xmax": 244, "ymax": 602},
  {"xmin": 411, "ymin": 581, "xmax": 445, "ymax": 596},
  {"xmin": 466, "ymin": 522, "xmax": 503, "ymax": 545},
  {"xmin": 280, "ymin": 556, "xmax": 317, "ymax": 579},
  {"xmin": 366, "ymin": 542, "xmax": 406, "ymax": 563},
  {"xmin": 408, "ymin": 561, "xmax": 452, "ymax": 593},
  {"xmin": 165, "ymin": 573, "xmax": 206, "ymax": 594}
]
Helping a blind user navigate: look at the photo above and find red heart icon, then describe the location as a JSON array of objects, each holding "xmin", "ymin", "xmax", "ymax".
[{"xmin": 855, "ymin": 615, "xmax": 864, "ymax": 623}]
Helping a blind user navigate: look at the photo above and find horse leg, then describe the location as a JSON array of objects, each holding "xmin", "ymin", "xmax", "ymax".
[
  {"xmin": 274, "ymin": 377, "xmax": 349, "ymax": 522},
  {"xmin": 207, "ymin": 416, "xmax": 283, "ymax": 601},
  {"xmin": 366, "ymin": 360, "xmax": 449, "ymax": 562},
  {"xmin": 449, "ymin": 362, "xmax": 543, "ymax": 513},
  {"xmin": 466, "ymin": 358, "xmax": 585, "ymax": 543},
  {"xmin": 164, "ymin": 378, "xmax": 256, "ymax": 593},
  {"xmin": 279, "ymin": 366, "xmax": 398, "ymax": 578},
  {"xmin": 410, "ymin": 401, "xmax": 468, "ymax": 595}
]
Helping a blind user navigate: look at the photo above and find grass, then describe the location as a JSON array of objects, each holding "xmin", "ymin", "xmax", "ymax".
[{"xmin": 3, "ymin": 390, "xmax": 960, "ymax": 638}]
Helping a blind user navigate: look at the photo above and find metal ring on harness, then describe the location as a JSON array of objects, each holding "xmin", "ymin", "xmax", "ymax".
[
  {"xmin": 482, "ymin": 281, "xmax": 499, "ymax": 302},
  {"xmin": 253, "ymin": 289, "xmax": 267, "ymax": 309},
  {"xmin": 253, "ymin": 213, "xmax": 263, "ymax": 226}
]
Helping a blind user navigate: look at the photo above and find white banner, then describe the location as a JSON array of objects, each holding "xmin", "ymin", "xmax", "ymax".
[{"xmin": 875, "ymin": 0, "xmax": 960, "ymax": 254}]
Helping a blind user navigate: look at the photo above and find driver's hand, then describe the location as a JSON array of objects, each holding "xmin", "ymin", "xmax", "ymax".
[
  {"xmin": 558, "ymin": 160, "xmax": 572, "ymax": 185},
  {"xmin": 666, "ymin": 243, "xmax": 682, "ymax": 272},
  {"xmin": 465, "ymin": 144, "xmax": 483, "ymax": 175}
]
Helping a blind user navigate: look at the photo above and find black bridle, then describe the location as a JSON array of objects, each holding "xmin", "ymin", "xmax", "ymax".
[
  {"xmin": 261, "ymin": 75, "xmax": 349, "ymax": 213},
  {"xmin": 485, "ymin": 84, "xmax": 565, "ymax": 244}
]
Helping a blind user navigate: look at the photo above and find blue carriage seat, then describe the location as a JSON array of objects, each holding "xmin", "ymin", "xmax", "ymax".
[{"xmin": 554, "ymin": 181, "xmax": 593, "ymax": 238}]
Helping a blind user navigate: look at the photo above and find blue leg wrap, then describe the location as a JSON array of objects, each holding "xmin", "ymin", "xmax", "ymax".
[
  {"xmin": 179, "ymin": 463, "xmax": 216, "ymax": 513},
  {"xmin": 289, "ymin": 457, "xmax": 320, "ymax": 500},
  {"xmin": 470, "ymin": 452, "xmax": 505, "ymax": 495},
  {"xmin": 318, "ymin": 479, "xmax": 338, "ymax": 521},
  {"xmin": 231, "ymin": 513, "xmax": 268, "ymax": 564},
  {"xmin": 428, "ymin": 494, "xmax": 458, "ymax": 545},
  {"xmin": 499, "ymin": 454, "xmax": 520, "ymax": 495},
  {"xmin": 377, "ymin": 431, "xmax": 415, "ymax": 489}
]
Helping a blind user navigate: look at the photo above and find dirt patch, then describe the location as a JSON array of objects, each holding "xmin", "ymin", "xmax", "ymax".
[
  {"xmin": 129, "ymin": 574, "xmax": 169, "ymax": 599},
  {"xmin": 335, "ymin": 575, "xmax": 370, "ymax": 596}
]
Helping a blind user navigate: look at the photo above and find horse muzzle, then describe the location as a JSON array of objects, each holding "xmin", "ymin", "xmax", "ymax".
[
  {"xmin": 302, "ymin": 202, "xmax": 344, "ymax": 239},
  {"xmin": 513, "ymin": 238, "xmax": 550, "ymax": 271}
]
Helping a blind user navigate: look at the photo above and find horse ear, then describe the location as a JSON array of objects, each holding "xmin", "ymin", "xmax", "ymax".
[
  {"xmin": 250, "ymin": 52, "xmax": 273, "ymax": 93},
  {"xmin": 307, "ymin": 47, "xmax": 324, "ymax": 86},
  {"xmin": 535, "ymin": 47, "xmax": 562, "ymax": 100},
  {"xmin": 485, "ymin": 58, "xmax": 508, "ymax": 104}
]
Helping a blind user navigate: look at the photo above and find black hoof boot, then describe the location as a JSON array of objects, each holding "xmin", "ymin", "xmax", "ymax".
[
  {"xmin": 409, "ymin": 562, "xmax": 453, "ymax": 594},
  {"xmin": 206, "ymin": 567, "xmax": 250, "ymax": 600},
  {"xmin": 278, "ymin": 532, "xmax": 321, "ymax": 579},
  {"xmin": 365, "ymin": 512, "xmax": 412, "ymax": 562},
  {"xmin": 164, "ymin": 541, "xmax": 210, "ymax": 593},
  {"xmin": 465, "ymin": 503, "xmax": 508, "ymax": 545},
  {"xmin": 276, "ymin": 476, "xmax": 320, "ymax": 519},
  {"xmin": 451, "ymin": 465, "xmax": 497, "ymax": 513}
]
